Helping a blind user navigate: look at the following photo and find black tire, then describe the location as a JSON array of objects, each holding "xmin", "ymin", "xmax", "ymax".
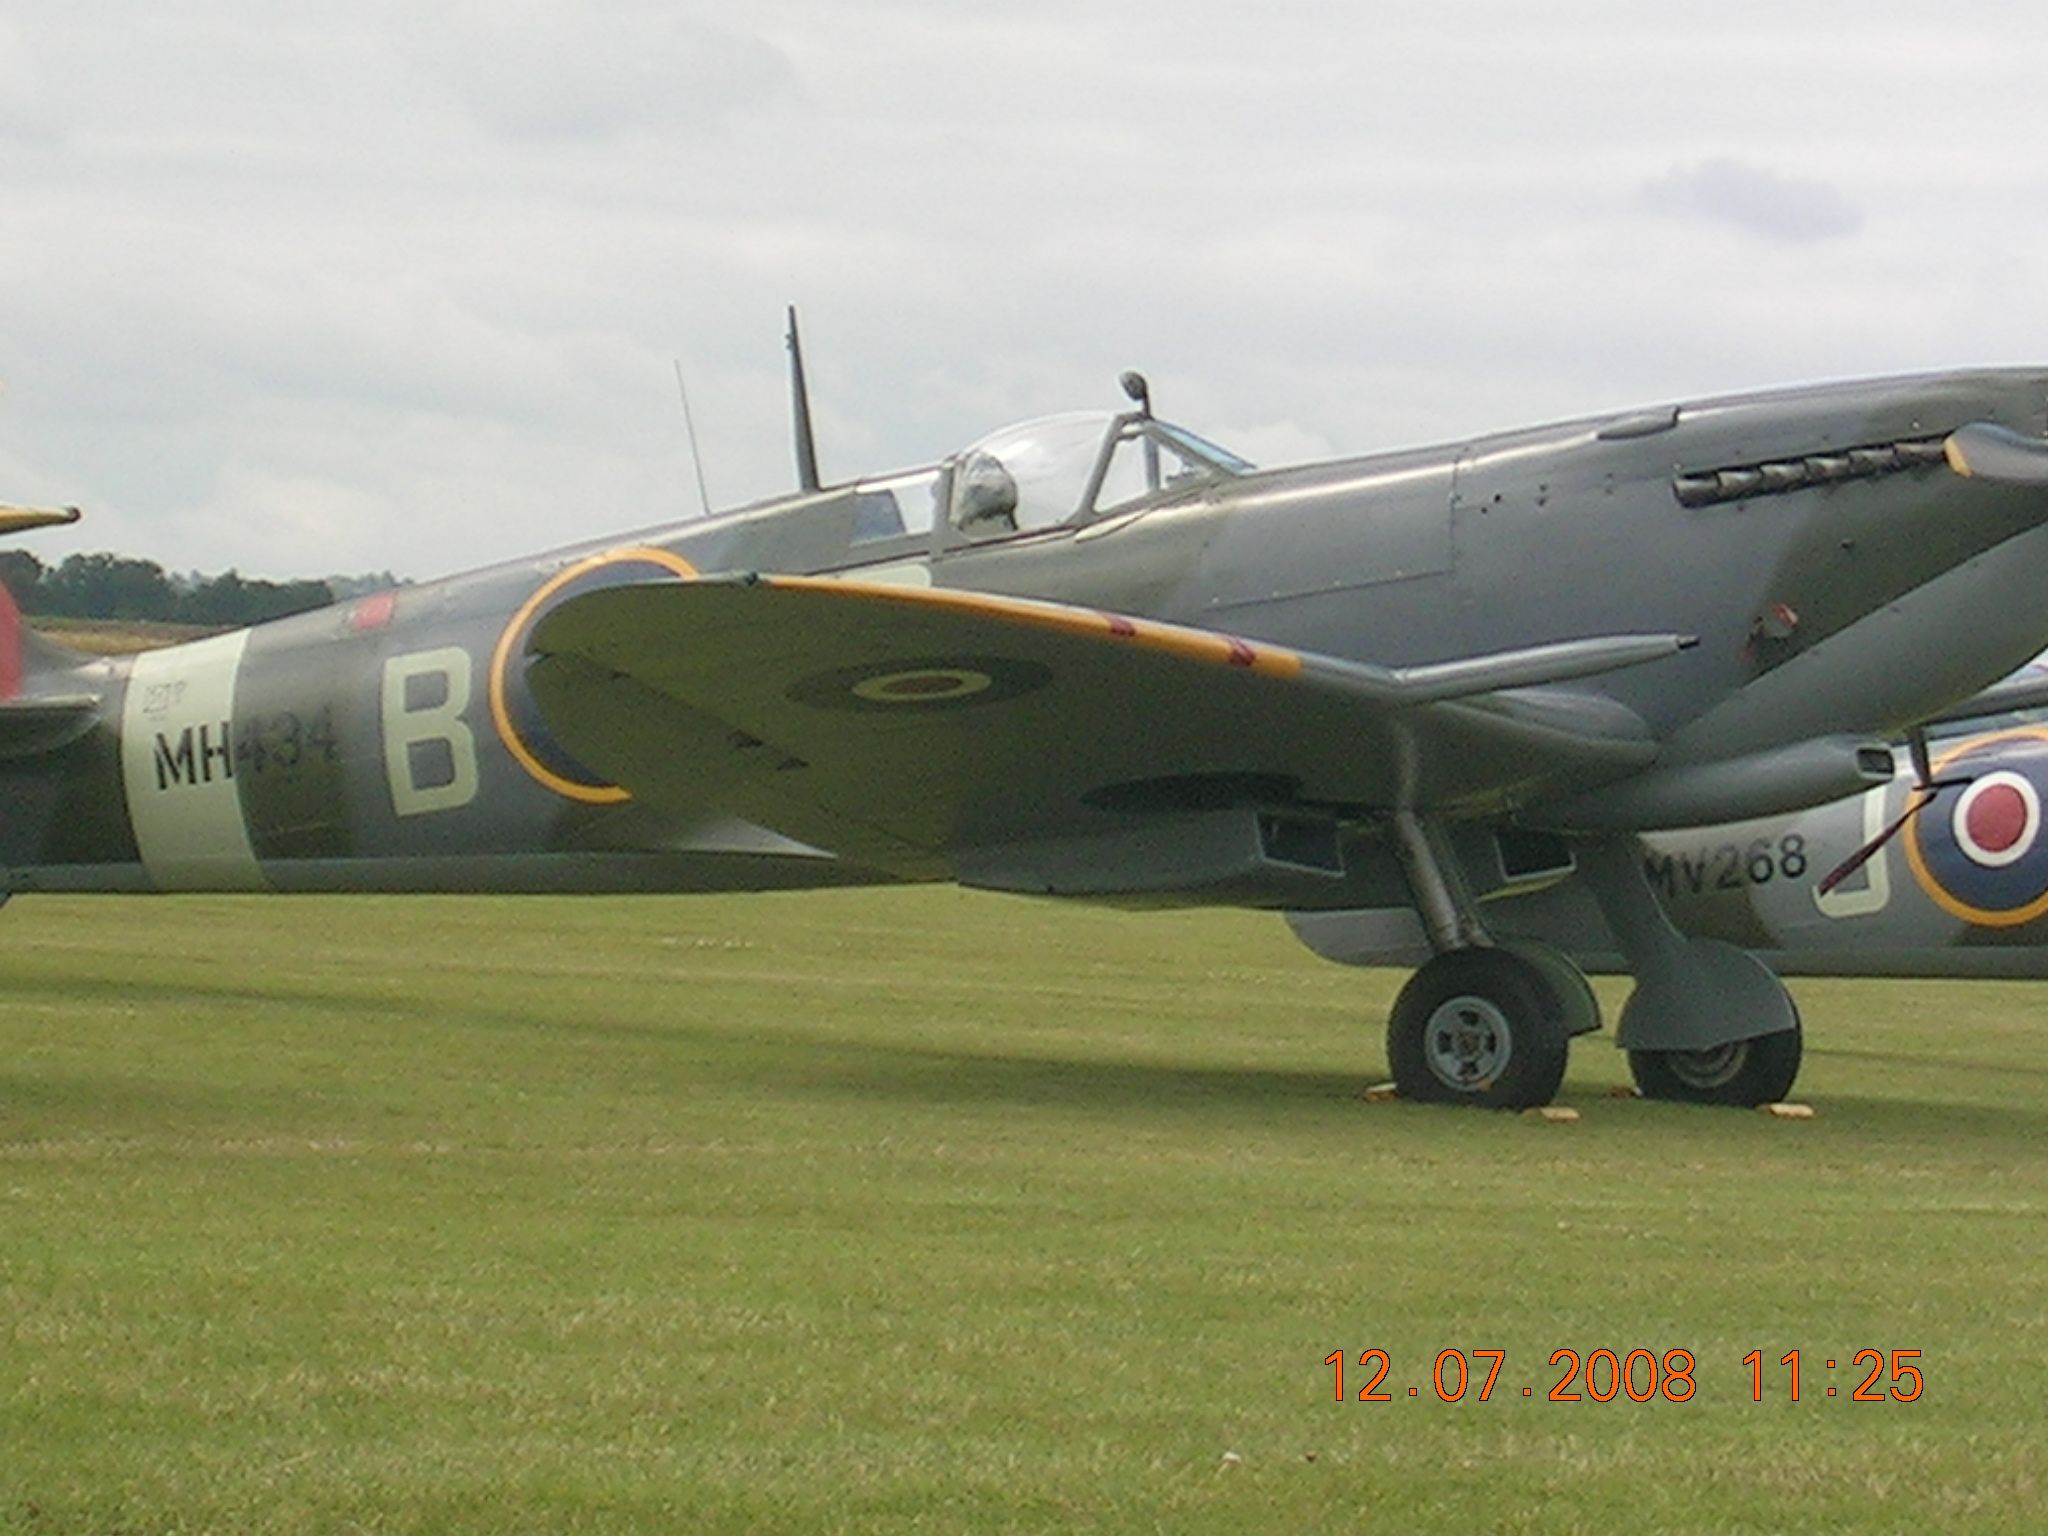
[
  {"xmin": 1628, "ymin": 1007, "xmax": 1802, "ymax": 1107},
  {"xmin": 1386, "ymin": 948, "xmax": 1569, "ymax": 1109}
]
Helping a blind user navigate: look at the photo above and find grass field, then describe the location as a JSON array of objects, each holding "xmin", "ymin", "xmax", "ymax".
[
  {"xmin": 2, "ymin": 889, "xmax": 2043, "ymax": 1533},
  {"xmin": 22, "ymin": 618, "xmax": 225, "ymax": 656}
]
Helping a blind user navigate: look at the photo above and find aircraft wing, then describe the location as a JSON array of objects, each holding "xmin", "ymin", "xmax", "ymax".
[{"xmin": 527, "ymin": 576, "xmax": 1682, "ymax": 881}]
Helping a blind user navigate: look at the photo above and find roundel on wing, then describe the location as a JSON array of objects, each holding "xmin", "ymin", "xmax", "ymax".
[
  {"xmin": 490, "ymin": 547, "xmax": 697, "ymax": 803},
  {"xmin": 786, "ymin": 655, "xmax": 1052, "ymax": 713},
  {"xmin": 1905, "ymin": 729, "xmax": 2048, "ymax": 927}
]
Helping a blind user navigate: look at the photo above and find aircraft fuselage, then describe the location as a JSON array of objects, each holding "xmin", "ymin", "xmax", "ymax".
[{"xmin": 6, "ymin": 367, "xmax": 2048, "ymax": 903}]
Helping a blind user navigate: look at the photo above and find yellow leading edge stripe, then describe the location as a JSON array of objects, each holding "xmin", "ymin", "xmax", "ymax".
[
  {"xmin": 766, "ymin": 575, "xmax": 1305, "ymax": 680},
  {"xmin": 500, "ymin": 562, "xmax": 1298, "ymax": 803}
]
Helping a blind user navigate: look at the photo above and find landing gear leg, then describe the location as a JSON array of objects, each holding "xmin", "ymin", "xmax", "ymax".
[
  {"xmin": 1575, "ymin": 838, "xmax": 1803, "ymax": 1106},
  {"xmin": 1381, "ymin": 812, "xmax": 1574, "ymax": 1109}
]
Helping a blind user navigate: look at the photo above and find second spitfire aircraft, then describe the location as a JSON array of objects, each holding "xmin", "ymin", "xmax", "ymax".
[{"xmin": 7, "ymin": 324, "xmax": 2048, "ymax": 1111}]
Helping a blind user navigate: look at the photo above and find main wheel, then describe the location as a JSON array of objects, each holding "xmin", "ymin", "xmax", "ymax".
[
  {"xmin": 1386, "ymin": 948, "xmax": 1569, "ymax": 1109},
  {"xmin": 1628, "ymin": 1005, "xmax": 1802, "ymax": 1107}
]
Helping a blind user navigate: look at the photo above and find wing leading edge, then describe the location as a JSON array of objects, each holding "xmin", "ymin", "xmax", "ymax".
[{"xmin": 526, "ymin": 576, "xmax": 1684, "ymax": 883}]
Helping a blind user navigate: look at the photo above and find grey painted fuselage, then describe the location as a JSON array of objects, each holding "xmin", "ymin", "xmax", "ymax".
[{"xmin": 6, "ymin": 367, "xmax": 2048, "ymax": 927}]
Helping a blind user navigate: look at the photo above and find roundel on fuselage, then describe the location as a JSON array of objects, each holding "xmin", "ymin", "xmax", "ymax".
[
  {"xmin": 489, "ymin": 546, "xmax": 697, "ymax": 803},
  {"xmin": 1905, "ymin": 729, "xmax": 2048, "ymax": 927}
]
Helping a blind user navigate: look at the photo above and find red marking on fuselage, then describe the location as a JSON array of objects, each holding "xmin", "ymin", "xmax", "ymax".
[
  {"xmin": 349, "ymin": 590, "xmax": 398, "ymax": 631},
  {"xmin": 1225, "ymin": 638, "xmax": 1257, "ymax": 668},
  {"xmin": 1103, "ymin": 613, "xmax": 1137, "ymax": 638}
]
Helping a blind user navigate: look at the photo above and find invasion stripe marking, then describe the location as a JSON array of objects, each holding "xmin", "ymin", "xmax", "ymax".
[{"xmin": 120, "ymin": 631, "xmax": 267, "ymax": 891}]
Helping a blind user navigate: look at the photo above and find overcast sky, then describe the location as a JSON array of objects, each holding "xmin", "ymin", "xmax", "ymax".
[{"xmin": 3, "ymin": 2, "xmax": 2045, "ymax": 582}]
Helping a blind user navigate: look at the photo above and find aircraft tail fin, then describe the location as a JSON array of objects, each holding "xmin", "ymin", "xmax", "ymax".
[
  {"xmin": 0, "ymin": 502, "xmax": 97, "ymax": 703},
  {"xmin": 0, "ymin": 572, "xmax": 97, "ymax": 758},
  {"xmin": 0, "ymin": 569, "xmax": 94, "ymax": 702}
]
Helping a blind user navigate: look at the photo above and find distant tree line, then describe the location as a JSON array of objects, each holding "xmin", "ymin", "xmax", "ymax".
[{"xmin": 0, "ymin": 550, "xmax": 401, "ymax": 627}]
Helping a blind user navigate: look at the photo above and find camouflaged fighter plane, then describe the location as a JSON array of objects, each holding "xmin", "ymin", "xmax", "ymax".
[{"xmin": 8, "ymin": 338, "xmax": 2048, "ymax": 1112}]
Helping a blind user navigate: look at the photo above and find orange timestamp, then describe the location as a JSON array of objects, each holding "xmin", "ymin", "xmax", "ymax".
[
  {"xmin": 1325, "ymin": 1348, "xmax": 1925, "ymax": 1403},
  {"xmin": 1744, "ymin": 1349, "xmax": 1923, "ymax": 1401},
  {"xmin": 1327, "ymin": 1348, "xmax": 1699, "ymax": 1403}
]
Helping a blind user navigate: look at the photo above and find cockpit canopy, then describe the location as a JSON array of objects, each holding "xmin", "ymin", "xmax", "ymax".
[
  {"xmin": 943, "ymin": 409, "xmax": 1251, "ymax": 540},
  {"xmin": 814, "ymin": 405, "xmax": 1251, "ymax": 554}
]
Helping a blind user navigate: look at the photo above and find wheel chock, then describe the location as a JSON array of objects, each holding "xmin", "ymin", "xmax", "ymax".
[
  {"xmin": 1607, "ymin": 1084, "xmax": 1643, "ymax": 1099},
  {"xmin": 1523, "ymin": 1105, "xmax": 1581, "ymax": 1122},
  {"xmin": 1362, "ymin": 1082, "xmax": 1401, "ymax": 1103},
  {"xmin": 1760, "ymin": 1102, "xmax": 1815, "ymax": 1119}
]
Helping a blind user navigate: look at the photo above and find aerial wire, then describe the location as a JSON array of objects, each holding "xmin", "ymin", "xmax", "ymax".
[{"xmin": 673, "ymin": 359, "xmax": 713, "ymax": 518}]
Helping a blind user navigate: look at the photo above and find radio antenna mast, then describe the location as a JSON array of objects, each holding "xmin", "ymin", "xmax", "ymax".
[
  {"xmin": 673, "ymin": 359, "xmax": 713, "ymax": 518},
  {"xmin": 786, "ymin": 305, "xmax": 822, "ymax": 492}
]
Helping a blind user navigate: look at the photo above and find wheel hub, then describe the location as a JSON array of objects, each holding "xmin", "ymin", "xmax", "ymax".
[
  {"xmin": 1664, "ymin": 1039, "xmax": 1750, "ymax": 1090},
  {"xmin": 1423, "ymin": 993, "xmax": 1514, "ymax": 1090}
]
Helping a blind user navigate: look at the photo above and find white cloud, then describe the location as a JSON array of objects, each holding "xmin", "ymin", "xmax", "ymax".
[
  {"xmin": 0, "ymin": 18, "xmax": 55, "ymax": 145},
  {"xmin": 1642, "ymin": 158, "xmax": 1863, "ymax": 244},
  {"xmin": 1, "ymin": 2, "xmax": 2046, "ymax": 580},
  {"xmin": 408, "ymin": 4, "xmax": 797, "ymax": 143}
]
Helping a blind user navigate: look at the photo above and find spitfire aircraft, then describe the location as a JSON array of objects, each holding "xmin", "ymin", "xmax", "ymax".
[{"xmin": 7, "ymin": 334, "xmax": 2048, "ymax": 1112}]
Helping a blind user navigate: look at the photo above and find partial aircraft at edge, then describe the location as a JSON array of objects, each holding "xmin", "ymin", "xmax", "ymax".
[{"xmin": 9, "ymin": 324, "xmax": 2048, "ymax": 1112}]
